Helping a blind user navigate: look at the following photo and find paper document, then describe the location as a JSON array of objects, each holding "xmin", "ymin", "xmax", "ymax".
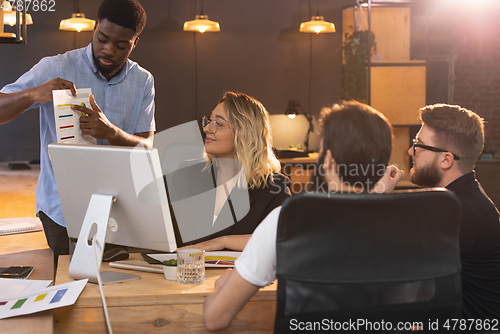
[
  {"xmin": 149, "ymin": 251, "xmax": 241, "ymax": 268},
  {"xmin": 0, "ymin": 279, "xmax": 88, "ymax": 319},
  {"xmin": 0, "ymin": 217, "xmax": 43, "ymax": 236},
  {"xmin": 52, "ymin": 88, "xmax": 97, "ymax": 145},
  {"xmin": 0, "ymin": 278, "xmax": 52, "ymax": 299}
]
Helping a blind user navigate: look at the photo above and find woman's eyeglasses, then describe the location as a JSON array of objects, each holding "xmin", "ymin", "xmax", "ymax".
[
  {"xmin": 202, "ymin": 116, "xmax": 222, "ymax": 133},
  {"xmin": 412, "ymin": 138, "xmax": 460, "ymax": 160},
  {"xmin": 202, "ymin": 116, "xmax": 232, "ymax": 133}
]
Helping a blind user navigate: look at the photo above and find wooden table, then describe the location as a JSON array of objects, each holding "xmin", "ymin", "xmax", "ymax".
[
  {"xmin": 0, "ymin": 231, "xmax": 54, "ymax": 334},
  {"xmin": 54, "ymin": 254, "xmax": 277, "ymax": 333}
]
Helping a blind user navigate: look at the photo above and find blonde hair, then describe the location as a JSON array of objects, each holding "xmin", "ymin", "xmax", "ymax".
[
  {"xmin": 219, "ymin": 92, "xmax": 281, "ymax": 189},
  {"xmin": 420, "ymin": 104, "xmax": 484, "ymax": 173}
]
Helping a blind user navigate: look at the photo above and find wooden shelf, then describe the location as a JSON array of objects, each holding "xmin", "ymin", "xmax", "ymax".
[{"xmin": 0, "ymin": 32, "xmax": 23, "ymax": 43}]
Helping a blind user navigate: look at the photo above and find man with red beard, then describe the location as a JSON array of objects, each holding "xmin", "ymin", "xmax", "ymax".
[
  {"xmin": 0, "ymin": 0, "xmax": 153, "ymax": 264},
  {"xmin": 408, "ymin": 104, "xmax": 500, "ymax": 323}
]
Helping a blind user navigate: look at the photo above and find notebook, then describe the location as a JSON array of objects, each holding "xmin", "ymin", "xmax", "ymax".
[{"xmin": 0, "ymin": 217, "xmax": 43, "ymax": 236}]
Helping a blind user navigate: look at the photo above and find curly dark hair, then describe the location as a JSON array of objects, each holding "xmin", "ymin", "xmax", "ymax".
[{"xmin": 97, "ymin": 0, "xmax": 147, "ymax": 35}]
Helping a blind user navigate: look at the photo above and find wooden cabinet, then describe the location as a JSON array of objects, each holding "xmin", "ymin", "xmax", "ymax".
[
  {"xmin": 343, "ymin": 4, "xmax": 425, "ymax": 176},
  {"xmin": 280, "ymin": 155, "xmax": 317, "ymax": 194},
  {"xmin": 343, "ymin": 7, "xmax": 411, "ymax": 61}
]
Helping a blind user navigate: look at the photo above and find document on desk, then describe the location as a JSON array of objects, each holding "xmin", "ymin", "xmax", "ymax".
[
  {"xmin": 0, "ymin": 217, "xmax": 43, "ymax": 236},
  {"xmin": 52, "ymin": 88, "xmax": 97, "ymax": 145},
  {"xmin": 0, "ymin": 278, "xmax": 52, "ymax": 299},
  {"xmin": 0, "ymin": 278, "xmax": 88, "ymax": 319},
  {"xmin": 149, "ymin": 251, "xmax": 241, "ymax": 268}
]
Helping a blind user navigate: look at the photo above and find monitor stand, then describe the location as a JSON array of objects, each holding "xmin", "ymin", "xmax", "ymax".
[{"xmin": 68, "ymin": 194, "xmax": 141, "ymax": 284}]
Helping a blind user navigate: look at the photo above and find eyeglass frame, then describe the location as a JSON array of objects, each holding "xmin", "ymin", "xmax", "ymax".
[
  {"xmin": 201, "ymin": 116, "xmax": 233, "ymax": 133},
  {"xmin": 412, "ymin": 138, "xmax": 460, "ymax": 160}
]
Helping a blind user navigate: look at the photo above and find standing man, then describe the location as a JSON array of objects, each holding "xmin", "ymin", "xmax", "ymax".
[
  {"xmin": 0, "ymin": 0, "xmax": 154, "ymax": 260},
  {"xmin": 408, "ymin": 104, "xmax": 500, "ymax": 321}
]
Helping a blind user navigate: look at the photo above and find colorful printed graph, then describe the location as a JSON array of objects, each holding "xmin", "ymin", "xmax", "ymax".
[
  {"xmin": 52, "ymin": 88, "xmax": 96, "ymax": 145},
  {"xmin": 205, "ymin": 255, "xmax": 238, "ymax": 266},
  {"xmin": 0, "ymin": 279, "xmax": 87, "ymax": 320},
  {"xmin": 0, "ymin": 288, "xmax": 68, "ymax": 311}
]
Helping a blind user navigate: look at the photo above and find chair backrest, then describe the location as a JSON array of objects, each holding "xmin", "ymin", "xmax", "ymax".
[{"xmin": 275, "ymin": 188, "xmax": 462, "ymax": 333}]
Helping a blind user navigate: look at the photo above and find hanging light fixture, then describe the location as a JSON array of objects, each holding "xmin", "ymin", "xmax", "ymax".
[
  {"xmin": 183, "ymin": 11, "xmax": 220, "ymax": 33},
  {"xmin": 300, "ymin": 0, "xmax": 335, "ymax": 34},
  {"xmin": 300, "ymin": 16, "xmax": 335, "ymax": 34},
  {"xmin": 59, "ymin": 13, "xmax": 95, "ymax": 32},
  {"xmin": 2, "ymin": 1, "xmax": 33, "ymax": 26},
  {"xmin": 59, "ymin": 0, "xmax": 95, "ymax": 32},
  {"xmin": 183, "ymin": 0, "xmax": 219, "ymax": 33}
]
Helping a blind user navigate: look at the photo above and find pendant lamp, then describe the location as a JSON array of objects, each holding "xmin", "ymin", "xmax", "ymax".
[
  {"xmin": 300, "ymin": 15, "xmax": 335, "ymax": 34},
  {"xmin": 2, "ymin": 1, "xmax": 33, "ymax": 26},
  {"xmin": 183, "ymin": 12, "xmax": 220, "ymax": 33},
  {"xmin": 59, "ymin": 0, "xmax": 95, "ymax": 32}
]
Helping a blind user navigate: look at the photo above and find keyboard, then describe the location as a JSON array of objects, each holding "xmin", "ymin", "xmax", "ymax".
[{"xmin": 109, "ymin": 259, "xmax": 164, "ymax": 274}]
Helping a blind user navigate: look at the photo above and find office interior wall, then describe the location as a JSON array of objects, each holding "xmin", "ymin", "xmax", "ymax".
[
  {"xmin": 0, "ymin": 0, "xmax": 350, "ymax": 162},
  {"xmin": 2, "ymin": 0, "xmax": 497, "ymax": 162}
]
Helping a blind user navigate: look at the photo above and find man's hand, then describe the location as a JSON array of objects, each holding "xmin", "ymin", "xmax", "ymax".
[
  {"xmin": 214, "ymin": 268, "xmax": 233, "ymax": 290},
  {"xmin": 203, "ymin": 269, "xmax": 260, "ymax": 331},
  {"xmin": 373, "ymin": 165, "xmax": 405, "ymax": 193},
  {"xmin": 0, "ymin": 78, "xmax": 77, "ymax": 124},
  {"xmin": 72, "ymin": 94, "xmax": 118, "ymax": 140},
  {"xmin": 70, "ymin": 94, "xmax": 153, "ymax": 148},
  {"xmin": 29, "ymin": 78, "xmax": 77, "ymax": 103}
]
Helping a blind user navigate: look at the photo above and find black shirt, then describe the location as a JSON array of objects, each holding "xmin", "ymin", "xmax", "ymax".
[{"xmin": 446, "ymin": 172, "xmax": 500, "ymax": 320}]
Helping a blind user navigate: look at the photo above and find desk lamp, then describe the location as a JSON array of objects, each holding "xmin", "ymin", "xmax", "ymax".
[{"xmin": 285, "ymin": 100, "xmax": 314, "ymax": 153}]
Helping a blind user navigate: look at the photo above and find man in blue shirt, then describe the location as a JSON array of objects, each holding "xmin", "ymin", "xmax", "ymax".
[{"xmin": 0, "ymin": 0, "xmax": 155, "ymax": 259}]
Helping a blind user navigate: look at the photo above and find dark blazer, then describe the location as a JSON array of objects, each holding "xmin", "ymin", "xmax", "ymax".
[{"xmin": 165, "ymin": 160, "xmax": 290, "ymax": 247}]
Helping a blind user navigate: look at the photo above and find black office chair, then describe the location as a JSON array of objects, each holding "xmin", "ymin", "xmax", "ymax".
[{"xmin": 275, "ymin": 189, "xmax": 462, "ymax": 333}]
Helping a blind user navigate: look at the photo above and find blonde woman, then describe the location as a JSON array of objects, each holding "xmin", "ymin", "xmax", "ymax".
[{"xmin": 175, "ymin": 92, "xmax": 290, "ymax": 252}]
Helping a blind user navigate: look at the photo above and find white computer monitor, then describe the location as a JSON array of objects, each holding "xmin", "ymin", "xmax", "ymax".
[{"xmin": 49, "ymin": 143, "xmax": 177, "ymax": 284}]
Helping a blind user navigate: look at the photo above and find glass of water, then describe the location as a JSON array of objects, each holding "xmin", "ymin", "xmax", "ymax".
[{"xmin": 177, "ymin": 249, "xmax": 205, "ymax": 284}]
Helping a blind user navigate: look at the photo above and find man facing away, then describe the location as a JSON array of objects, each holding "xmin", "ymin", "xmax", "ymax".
[
  {"xmin": 0, "ymin": 0, "xmax": 155, "ymax": 260},
  {"xmin": 408, "ymin": 104, "xmax": 500, "ymax": 321}
]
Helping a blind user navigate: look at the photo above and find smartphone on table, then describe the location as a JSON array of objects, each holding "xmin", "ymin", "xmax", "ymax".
[{"xmin": 0, "ymin": 266, "xmax": 34, "ymax": 279}]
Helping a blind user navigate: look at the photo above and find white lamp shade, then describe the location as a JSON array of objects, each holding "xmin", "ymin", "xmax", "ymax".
[
  {"xmin": 59, "ymin": 13, "xmax": 95, "ymax": 32},
  {"xmin": 300, "ymin": 16, "xmax": 335, "ymax": 34},
  {"xmin": 183, "ymin": 14, "xmax": 220, "ymax": 33},
  {"xmin": 3, "ymin": 1, "xmax": 33, "ymax": 26},
  {"xmin": 3, "ymin": 12, "xmax": 33, "ymax": 26},
  {"xmin": 269, "ymin": 115, "xmax": 320, "ymax": 151}
]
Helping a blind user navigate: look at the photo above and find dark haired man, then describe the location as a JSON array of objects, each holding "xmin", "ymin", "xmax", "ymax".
[
  {"xmin": 408, "ymin": 104, "xmax": 500, "ymax": 321},
  {"xmin": 202, "ymin": 101, "xmax": 395, "ymax": 331},
  {"xmin": 0, "ymin": 0, "xmax": 154, "ymax": 259}
]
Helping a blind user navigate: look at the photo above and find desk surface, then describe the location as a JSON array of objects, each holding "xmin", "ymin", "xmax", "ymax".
[
  {"xmin": 54, "ymin": 253, "xmax": 277, "ymax": 333},
  {"xmin": 0, "ymin": 231, "xmax": 54, "ymax": 334}
]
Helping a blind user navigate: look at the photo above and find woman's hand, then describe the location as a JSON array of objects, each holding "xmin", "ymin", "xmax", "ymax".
[
  {"xmin": 178, "ymin": 237, "xmax": 226, "ymax": 252},
  {"xmin": 177, "ymin": 235, "xmax": 251, "ymax": 252}
]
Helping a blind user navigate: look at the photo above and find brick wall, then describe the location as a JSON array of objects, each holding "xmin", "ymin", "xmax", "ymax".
[{"xmin": 452, "ymin": 11, "xmax": 500, "ymax": 158}]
